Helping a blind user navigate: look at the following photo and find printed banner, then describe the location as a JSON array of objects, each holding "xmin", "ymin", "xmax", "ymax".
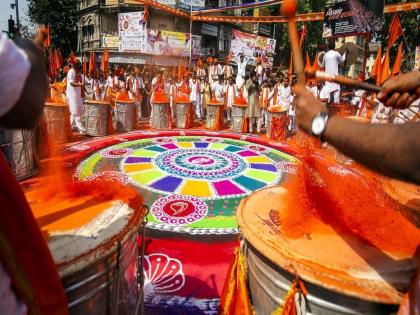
[
  {"xmin": 102, "ymin": 34, "xmax": 119, "ymax": 48},
  {"xmin": 323, "ymin": 0, "xmax": 384, "ymax": 38},
  {"xmin": 118, "ymin": 11, "xmax": 147, "ymax": 52},
  {"xmin": 147, "ymin": 30, "xmax": 201, "ymax": 58},
  {"xmin": 230, "ymin": 29, "xmax": 276, "ymax": 67}
]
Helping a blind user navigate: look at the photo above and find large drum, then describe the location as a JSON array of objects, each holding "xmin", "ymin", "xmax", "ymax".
[
  {"xmin": 237, "ymin": 186, "xmax": 415, "ymax": 315},
  {"xmin": 84, "ymin": 100, "xmax": 111, "ymax": 137},
  {"xmin": 267, "ymin": 105, "xmax": 288, "ymax": 141},
  {"xmin": 382, "ymin": 178, "xmax": 420, "ymax": 216},
  {"xmin": 0, "ymin": 128, "xmax": 37, "ymax": 180},
  {"xmin": 206, "ymin": 101, "xmax": 224, "ymax": 130},
  {"xmin": 27, "ymin": 185, "xmax": 144, "ymax": 315},
  {"xmin": 44, "ymin": 102, "xmax": 72, "ymax": 144},
  {"xmin": 151, "ymin": 101, "xmax": 171, "ymax": 129},
  {"xmin": 116, "ymin": 100, "xmax": 135, "ymax": 132},
  {"xmin": 175, "ymin": 101, "xmax": 193, "ymax": 129},
  {"xmin": 231, "ymin": 102, "xmax": 247, "ymax": 133},
  {"xmin": 327, "ymin": 102, "xmax": 357, "ymax": 117}
]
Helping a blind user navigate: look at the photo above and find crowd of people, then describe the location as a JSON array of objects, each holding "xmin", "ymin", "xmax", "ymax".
[{"xmin": 57, "ymin": 47, "xmax": 418, "ymax": 137}]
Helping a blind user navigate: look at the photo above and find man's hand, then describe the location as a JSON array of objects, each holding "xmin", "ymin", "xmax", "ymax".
[
  {"xmin": 377, "ymin": 71, "xmax": 420, "ymax": 109},
  {"xmin": 293, "ymin": 85, "xmax": 327, "ymax": 134}
]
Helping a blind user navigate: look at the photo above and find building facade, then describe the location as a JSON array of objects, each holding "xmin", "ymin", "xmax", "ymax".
[{"xmin": 75, "ymin": 0, "xmax": 278, "ymax": 67}]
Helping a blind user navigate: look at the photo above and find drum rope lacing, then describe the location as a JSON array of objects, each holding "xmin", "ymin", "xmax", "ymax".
[{"xmin": 136, "ymin": 205, "xmax": 149, "ymax": 315}]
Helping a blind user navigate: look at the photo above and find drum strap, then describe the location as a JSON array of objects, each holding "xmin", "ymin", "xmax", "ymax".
[{"xmin": 272, "ymin": 279, "xmax": 308, "ymax": 315}]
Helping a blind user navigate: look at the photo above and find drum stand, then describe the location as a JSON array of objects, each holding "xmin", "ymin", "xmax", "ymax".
[{"xmin": 136, "ymin": 205, "xmax": 150, "ymax": 315}]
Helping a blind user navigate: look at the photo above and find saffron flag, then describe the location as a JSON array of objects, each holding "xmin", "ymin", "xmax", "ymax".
[
  {"xmin": 288, "ymin": 52, "xmax": 293, "ymax": 82},
  {"xmin": 392, "ymin": 43, "xmax": 404, "ymax": 76},
  {"xmin": 380, "ymin": 50, "xmax": 391, "ymax": 85},
  {"xmin": 57, "ymin": 48, "xmax": 63, "ymax": 68},
  {"xmin": 387, "ymin": 14, "xmax": 403, "ymax": 50},
  {"xmin": 371, "ymin": 46, "xmax": 382, "ymax": 85},
  {"xmin": 45, "ymin": 25, "xmax": 51, "ymax": 48},
  {"xmin": 218, "ymin": 248, "xmax": 254, "ymax": 315},
  {"xmin": 304, "ymin": 52, "xmax": 311, "ymax": 72},
  {"xmin": 299, "ymin": 24, "xmax": 307, "ymax": 48},
  {"xmin": 54, "ymin": 49, "xmax": 61, "ymax": 73},
  {"xmin": 101, "ymin": 47, "xmax": 109, "ymax": 78},
  {"xmin": 82, "ymin": 53, "xmax": 87, "ymax": 75}
]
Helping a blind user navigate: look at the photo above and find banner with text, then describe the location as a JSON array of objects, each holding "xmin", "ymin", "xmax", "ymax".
[
  {"xmin": 146, "ymin": 30, "xmax": 201, "ymax": 58},
  {"xmin": 118, "ymin": 11, "xmax": 147, "ymax": 52},
  {"xmin": 230, "ymin": 29, "xmax": 276, "ymax": 67},
  {"xmin": 323, "ymin": 0, "xmax": 384, "ymax": 37}
]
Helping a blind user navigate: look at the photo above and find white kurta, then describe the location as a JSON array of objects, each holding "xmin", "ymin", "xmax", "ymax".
[
  {"xmin": 212, "ymin": 82, "xmax": 225, "ymax": 103},
  {"xmin": 278, "ymin": 85, "xmax": 291, "ymax": 106},
  {"xmin": 235, "ymin": 56, "xmax": 249, "ymax": 87},
  {"xmin": 225, "ymin": 84, "xmax": 236, "ymax": 108},
  {"xmin": 189, "ymin": 80, "xmax": 201, "ymax": 103},
  {"xmin": 66, "ymin": 68, "xmax": 83, "ymax": 115},
  {"xmin": 322, "ymin": 50, "xmax": 346, "ymax": 94}
]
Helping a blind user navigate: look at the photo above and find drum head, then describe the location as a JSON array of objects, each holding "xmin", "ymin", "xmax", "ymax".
[
  {"xmin": 27, "ymin": 186, "xmax": 143, "ymax": 277},
  {"xmin": 237, "ymin": 186, "xmax": 417, "ymax": 305}
]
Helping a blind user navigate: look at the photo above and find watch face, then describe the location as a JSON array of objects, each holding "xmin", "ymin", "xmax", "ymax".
[{"xmin": 312, "ymin": 116, "xmax": 325, "ymax": 136}]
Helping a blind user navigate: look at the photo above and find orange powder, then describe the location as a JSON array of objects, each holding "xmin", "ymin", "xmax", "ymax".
[
  {"xmin": 27, "ymin": 178, "xmax": 143, "ymax": 237},
  {"xmin": 151, "ymin": 91, "xmax": 170, "ymax": 103},
  {"xmin": 233, "ymin": 97, "xmax": 247, "ymax": 106},
  {"xmin": 280, "ymin": 154, "xmax": 420, "ymax": 256}
]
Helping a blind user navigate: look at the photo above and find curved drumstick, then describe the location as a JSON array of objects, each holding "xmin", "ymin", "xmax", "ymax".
[
  {"xmin": 305, "ymin": 67, "xmax": 381, "ymax": 93},
  {"xmin": 281, "ymin": 0, "xmax": 305, "ymax": 86}
]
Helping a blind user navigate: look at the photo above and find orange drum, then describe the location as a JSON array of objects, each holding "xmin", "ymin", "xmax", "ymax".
[
  {"xmin": 44, "ymin": 102, "xmax": 72, "ymax": 144},
  {"xmin": 175, "ymin": 100, "xmax": 194, "ymax": 129},
  {"xmin": 267, "ymin": 105, "xmax": 288, "ymax": 141},
  {"xmin": 26, "ymin": 183, "xmax": 144, "ymax": 315},
  {"xmin": 206, "ymin": 100, "xmax": 224, "ymax": 130},
  {"xmin": 84, "ymin": 100, "xmax": 111, "ymax": 137},
  {"xmin": 237, "ymin": 186, "xmax": 415, "ymax": 315},
  {"xmin": 327, "ymin": 102, "xmax": 357, "ymax": 117}
]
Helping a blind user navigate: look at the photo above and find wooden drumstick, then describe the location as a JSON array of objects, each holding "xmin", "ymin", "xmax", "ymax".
[
  {"xmin": 305, "ymin": 67, "xmax": 381, "ymax": 93},
  {"xmin": 281, "ymin": 0, "xmax": 305, "ymax": 86}
]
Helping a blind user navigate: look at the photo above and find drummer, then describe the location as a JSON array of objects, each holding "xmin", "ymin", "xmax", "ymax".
[{"xmin": 66, "ymin": 59, "xmax": 86, "ymax": 133}]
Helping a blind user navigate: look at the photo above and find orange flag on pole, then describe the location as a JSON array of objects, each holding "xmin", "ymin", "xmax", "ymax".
[
  {"xmin": 304, "ymin": 52, "xmax": 310, "ymax": 72},
  {"xmin": 82, "ymin": 53, "xmax": 87, "ymax": 74},
  {"xmin": 371, "ymin": 46, "xmax": 382, "ymax": 85},
  {"xmin": 380, "ymin": 50, "xmax": 391, "ymax": 85},
  {"xmin": 45, "ymin": 25, "xmax": 51, "ymax": 48},
  {"xmin": 392, "ymin": 43, "xmax": 404, "ymax": 76},
  {"xmin": 288, "ymin": 52, "xmax": 293, "ymax": 82},
  {"xmin": 387, "ymin": 14, "xmax": 403, "ymax": 50},
  {"xmin": 100, "ymin": 47, "xmax": 109, "ymax": 78}
]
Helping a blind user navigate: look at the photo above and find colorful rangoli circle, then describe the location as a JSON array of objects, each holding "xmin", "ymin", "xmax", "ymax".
[{"xmin": 75, "ymin": 135, "xmax": 297, "ymax": 234}]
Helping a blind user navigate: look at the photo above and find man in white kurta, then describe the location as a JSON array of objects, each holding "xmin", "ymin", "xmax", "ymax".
[
  {"xmin": 235, "ymin": 54, "xmax": 249, "ymax": 88},
  {"xmin": 189, "ymin": 74, "xmax": 201, "ymax": 119},
  {"xmin": 224, "ymin": 78, "xmax": 236, "ymax": 122},
  {"xmin": 320, "ymin": 42, "xmax": 346, "ymax": 103},
  {"xmin": 212, "ymin": 77, "xmax": 225, "ymax": 104},
  {"xmin": 66, "ymin": 63, "xmax": 85, "ymax": 132}
]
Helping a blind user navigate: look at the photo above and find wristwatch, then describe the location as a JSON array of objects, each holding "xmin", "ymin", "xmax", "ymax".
[{"xmin": 311, "ymin": 112, "xmax": 329, "ymax": 138}]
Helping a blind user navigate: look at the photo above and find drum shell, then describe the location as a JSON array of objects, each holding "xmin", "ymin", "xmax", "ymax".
[
  {"xmin": 44, "ymin": 104, "xmax": 72, "ymax": 144},
  {"xmin": 116, "ymin": 101, "xmax": 135, "ymax": 132},
  {"xmin": 175, "ymin": 102, "xmax": 192, "ymax": 129},
  {"xmin": 151, "ymin": 103, "xmax": 170, "ymax": 129},
  {"xmin": 267, "ymin": 109, "xmax": 288, "ymax": 141},
  {"xmin": 327, "ymin": 103, "xmax": 357, "ymax": 117},
  {"xmin": 85, "ymin": 101, "xmax": 110, "ymax": 137},
  {"xmin": 231, "ymin": 105, "xmax": 247, "ymax": 133},
  {"xmin": 61, "ymin": 229, "xmax": 139, "ymax": 315},
  {"xmin": 206, "ymin": 104, "xmax": 222, "ymax": 129},
  {"xmin": 0, "ymin": 128, "xmax": 37, "ymax": 180},
  {"xmin": 244, "ymin": 242, "xmax": 397, "ymax": 315}
]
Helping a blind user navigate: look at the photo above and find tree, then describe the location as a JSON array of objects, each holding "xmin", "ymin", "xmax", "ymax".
[{"xmin": 27, "ymin": 0, "xmax": 78, "ymax": 56}]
